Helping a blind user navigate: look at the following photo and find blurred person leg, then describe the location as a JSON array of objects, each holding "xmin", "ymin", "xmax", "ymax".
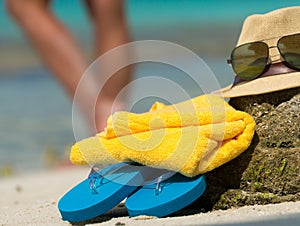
[
  {"xmin": 6, "ymin": 0, "xmax": 132, "ymax": 133},
  {"xmin": 85, "ymin": 0, "xmax": 132, "ymax": 131}
]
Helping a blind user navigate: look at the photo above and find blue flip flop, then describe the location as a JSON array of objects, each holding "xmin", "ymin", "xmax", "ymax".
[
  {"xmin": 58, "ymin": 162, "xmax": 144, "ymax": 222},
  {"xmin": 58, "ymin": 163, "xmax": 172, "ymax": 222},
  {"xmin": 125, "ymin": 173, "xmax": 206, "ymax": 217}
]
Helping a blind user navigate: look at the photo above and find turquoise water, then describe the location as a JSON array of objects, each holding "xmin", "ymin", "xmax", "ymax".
[{"xmin": 1, "ymin": 0, "xmax": 300, "ymax": 41}]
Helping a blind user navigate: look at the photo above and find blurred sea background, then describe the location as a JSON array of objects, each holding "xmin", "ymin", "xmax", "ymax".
[{"xmin": 0, "ymin": 0, "xmax": 299, "ymax": 175}]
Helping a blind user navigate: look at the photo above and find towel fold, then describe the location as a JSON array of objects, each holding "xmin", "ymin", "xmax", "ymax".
[{"xmin": 70, "ymin": 95, "xmax": 255, "ymax": 177}]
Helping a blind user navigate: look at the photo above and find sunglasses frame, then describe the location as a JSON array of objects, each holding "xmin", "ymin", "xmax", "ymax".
[{"xmin": 227, "ymin": 32, "xmax": 300, "ymax": 80}]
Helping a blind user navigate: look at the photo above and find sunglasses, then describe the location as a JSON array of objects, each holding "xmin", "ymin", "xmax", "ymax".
[{"xmin": 227, "ymin": 33, "xmax": 300, "ymax": 81}]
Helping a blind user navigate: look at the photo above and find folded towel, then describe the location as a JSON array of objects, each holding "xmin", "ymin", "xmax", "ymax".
[{"xmin": 70, "ymin": 95, "xmax": 255, "ymax": 177}]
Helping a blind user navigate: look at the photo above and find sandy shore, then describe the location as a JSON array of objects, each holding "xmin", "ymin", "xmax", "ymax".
[{"xmin": 1, "ymin": 167, "xmax": 299, "ymax": 226}]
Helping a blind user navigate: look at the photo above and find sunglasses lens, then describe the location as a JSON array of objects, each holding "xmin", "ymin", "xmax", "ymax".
[
  {"xmin": 231, "ymin": 42, "xmax": 269, "ymax": 80},
  {"xmin": 278, "ymin": 33, "xmax": 300, "ymax": 69}
]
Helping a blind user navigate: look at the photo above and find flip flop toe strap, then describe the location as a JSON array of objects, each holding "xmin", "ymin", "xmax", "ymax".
[
  {"xmin": 146, "ymin": 171, "xmax": 174, "ymax": 196},
  {"xmin": 88, "ymin": 168, "xmax": 102, "ymax": 194},
  {"xmin": 88, "ymin": 163, "xmax": 129, "ymax": 194}
]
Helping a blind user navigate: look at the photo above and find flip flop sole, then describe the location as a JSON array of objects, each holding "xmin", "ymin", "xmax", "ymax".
[
  {"xmin": 125, "ymin": 174, "xmax": 206, "ymax": 217},
  {"xmin": 58, "ymin": 163, "xmax": 142, "ymax": 222}
]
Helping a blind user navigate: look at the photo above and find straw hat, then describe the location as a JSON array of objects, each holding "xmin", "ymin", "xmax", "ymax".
[{"xmin": 214, "ymin": 6, "xmax": 300, "ymax": 98}]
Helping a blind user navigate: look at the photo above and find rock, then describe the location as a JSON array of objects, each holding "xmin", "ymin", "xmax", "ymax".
[{"xmin": 192, "ymin": 87, "xmax": 300, "ymax": 211}]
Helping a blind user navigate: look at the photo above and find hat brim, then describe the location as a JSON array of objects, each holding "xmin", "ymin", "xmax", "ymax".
[{"xmin": 212, "ymin": 71, "xmax": 300, "ymax": 98}]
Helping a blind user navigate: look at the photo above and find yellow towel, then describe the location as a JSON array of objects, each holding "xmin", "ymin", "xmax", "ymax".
[{"xmin": 70, "ymin": 95, "xmax": 255, "ymax": 177}]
